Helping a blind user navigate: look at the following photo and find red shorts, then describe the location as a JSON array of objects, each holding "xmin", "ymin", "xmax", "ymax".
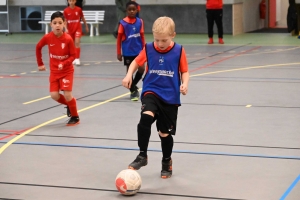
[
  {"xmin": 69, "ymin": 30, "xmax": 82, "ymax": 40},
  {"xmin": 49, "ymin": 72, "xmax": 74, "ymax": 92}
]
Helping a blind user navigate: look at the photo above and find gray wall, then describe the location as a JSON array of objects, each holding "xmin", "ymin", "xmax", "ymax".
[
  {"xmin": 243, "ymin": 0, "xmax": 266, "ymax": 33},
  {"xmin": 0, "ymin": 4, "xmax": 233, "ymax": 34}
]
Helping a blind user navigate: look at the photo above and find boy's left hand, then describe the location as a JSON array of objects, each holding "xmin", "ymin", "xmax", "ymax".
[
  {"xmin": 117, "ymin": 54, "xmax": 122, "ymax": 61},
  {"xmin": 85, "ymin": 26, "xmax": 89, "ymax": 33},
  {"xmin": 180, "ymin": 84, "xmax": 188, "ymax": 95}
]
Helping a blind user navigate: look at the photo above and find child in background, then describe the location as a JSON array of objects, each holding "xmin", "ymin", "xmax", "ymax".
[
  {"xmin": 131, "ymin": 0, "xmax": 141, "ymax": 18},
  {"xmin": 36, "ymin": 11, "xmax": 80, "ymax": 126},
  {"xmin": 122, "ymin": 16, "xmax": 189, "ymax": 178},
  {"xmin": 117, "ymin": 1, "xmax": 145, "ymax": 101},
  {"xmin": 64, "ymin": 0, "xmax": 89, "ymax": 65}
]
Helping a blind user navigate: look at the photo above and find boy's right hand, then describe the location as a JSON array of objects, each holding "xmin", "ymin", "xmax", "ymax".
[
  {"xmin": 117, "ymin": 54, "xmax": 122, "ymax": 61},
  {"xmin": 122, "ymin": 75, "xmax": 132, "ymax": 89},
  {"xmin": 38, "ymin": 65, "xmax": 46, "ymax": 71}
]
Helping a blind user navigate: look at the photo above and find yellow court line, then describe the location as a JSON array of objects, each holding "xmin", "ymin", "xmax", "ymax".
[
  {"xmin": 190, "ymin": 62, "xmax": 300, "ymax": 78},
  {"xmin": 0, "ymin": 92, "xmax": 131, "ymax": 154},
  {"xmin": 239, "ymin": 46, "xmax": 300, "ymax": 56},
  {"xmin": 23, "ymin": 96, "xmax": 51, "ymax": 105},
  {"xmin": 1, "ymin": 62, "xmax": 300, "ymax": 154}
]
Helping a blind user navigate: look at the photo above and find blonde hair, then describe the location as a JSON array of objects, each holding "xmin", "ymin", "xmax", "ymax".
[{"xmin": 152, "ymin": 16, "xmax": 175, "ymax": 35}]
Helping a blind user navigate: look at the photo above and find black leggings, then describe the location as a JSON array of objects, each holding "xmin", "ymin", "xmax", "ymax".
[{"xmin": 206, "ymin": 9, "xmax": 223, "ymax": 39}]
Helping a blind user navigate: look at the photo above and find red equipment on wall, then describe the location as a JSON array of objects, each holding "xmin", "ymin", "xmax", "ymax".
[{"xmin": 260, "ymin": 0, "xmax": 266, "ymax": 19}]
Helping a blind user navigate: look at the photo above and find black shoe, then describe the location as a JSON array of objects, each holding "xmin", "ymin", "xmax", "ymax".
[
  {"xmin": 112, "ymin": 31, "xmax": 117, "ymax": 38},
  {"xmin": 161, "ymin": 159, "xmax": 172, "ymax": 179},
  {"xmin": 130, "ymin": 90, "xmax": 139, "ymax": 101},
  {"xmin": 65, "ymin": 106, "xmax": 71, "ymax": 117},
  {"xmin": 128, "ymin": 155, "xmax": 148, "ymax": 170},
  {"xmin": 66, "ymin": 116, "xmax": 80, "ymax": 126}
]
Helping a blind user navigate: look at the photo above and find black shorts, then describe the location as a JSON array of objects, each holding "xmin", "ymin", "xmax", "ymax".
[
  {"xmin": 123, "ymin": 56, "xmax": 137, "ymax": 67},
  {"xmin": 141, "ymin": 94, "xmax": 178, "ymax": 135}
]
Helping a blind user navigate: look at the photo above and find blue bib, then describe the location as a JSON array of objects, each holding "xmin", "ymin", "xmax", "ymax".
[
  {"xmin": 120, "ymin": 18, "xmax": 143, "ymax": 56},
  {"xmin": 142, "ymin": 42, "xmax": 182, "ymax": 104}
]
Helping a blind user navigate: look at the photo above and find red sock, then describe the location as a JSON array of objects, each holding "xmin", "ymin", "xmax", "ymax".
[
  {"xmin": 67, "ymin": 98, "xmax": 79, "ymax": 117},
  {"xmin": 75, "ymin": 48, "xmax": 80, "ymax": 59},
  {"xmin": 56, "ymin": 94, "xmax": 68, "ymax": 105}
]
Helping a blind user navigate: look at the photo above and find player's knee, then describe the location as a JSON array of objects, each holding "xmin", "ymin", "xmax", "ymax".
[
  {"xmin": 159, "ymin": 132, "xmax": 169, "ymax": 137},
  {"xmin": 64, "ymin": 93, "xmax": 73, "ymax": 101},
  {"xmin": 50, "ymin": 92, "xmax": 59, "ymax": 100},
  {"xmin": 139, "ymin": 113, "xmax": 153, "ymax": 128}
]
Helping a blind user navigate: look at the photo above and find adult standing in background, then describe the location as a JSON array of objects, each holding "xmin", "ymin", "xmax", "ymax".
[
  {"xmin": 206, "ymin": 0, "xmax": 224, "ymax": 44},
  {"xmin": 287, "ymin": 0, "xmax": 299, "ymax": 36},
  {"xmin": 113, "ymin": 0, "xmax": 131, "ymax": 38}
]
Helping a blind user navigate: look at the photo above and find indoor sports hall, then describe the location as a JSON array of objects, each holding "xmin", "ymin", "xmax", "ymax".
[
  {"xmin": 1, "ymin": 0, "xmax": 300, "ymax": 199},
  {"xmin": 0, "ymin": 32, "xmax": 299, "ymax": 200}
]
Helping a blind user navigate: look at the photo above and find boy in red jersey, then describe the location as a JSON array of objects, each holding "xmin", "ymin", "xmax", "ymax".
[
  {"xmin": 36, "ymin": 11, "xmax": 80, "ymax": 126},
  {"xmin": 64, "ymin": 0, "xmax": 89, "ymax": 65},
  {"xmin": 122, "ymin": 17, "xmax": 189, "ymax": 178},
  {"xmin": 117, "ymin": 1, "xmax": 145, "ymax": 101}
]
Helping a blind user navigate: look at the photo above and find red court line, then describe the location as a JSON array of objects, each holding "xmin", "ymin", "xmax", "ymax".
[
  {"xmin": 0, "ymin": 128, "xmax": 31, "ymax": 141},
  {"xmin": 0, "ymin": 86, "xmax": 48, "ymax": 89},
  {"xmin": 190, "ymin": 46, "xmax": 261, "ymax": 73},
  {"xmin": 0, "ymin": 130, "xmax": 17, "ymax": 133}
]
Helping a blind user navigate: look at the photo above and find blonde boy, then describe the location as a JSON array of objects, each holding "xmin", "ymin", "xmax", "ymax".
[{"xmin": 122, "ymin": 16, "xmax": 189, "ymax": 178}]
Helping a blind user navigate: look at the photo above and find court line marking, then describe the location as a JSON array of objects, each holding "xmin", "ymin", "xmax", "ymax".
[
  {"xmin": 1, "ymin": 141, "xmax": 299, "ymax": 160},
  {"xmin": 23, "ymin": 96, "xmax": 51, "ymax": 105},
  {"xmin": 280, "ymin": 174, "xmax": 300, "ymax": 200},
  {"xmin": 0, "ymin": 92, "xmax": 130, "ymax": 154},
  {"xmin": 190, "ymin": 62, "xmax": 300, "ymax": 78},
  {"xmin": 239, "ymin": 46, "xmax": 300, "ymax": 56},
  {"xmin": 1, "ymin": 62, "xmax": 300, "ymax": 155}
]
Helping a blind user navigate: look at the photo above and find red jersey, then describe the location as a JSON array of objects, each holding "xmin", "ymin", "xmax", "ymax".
[
  {"xmin": 36, "ymin": 32, "xmax": 76, "ymax": 74},
  {"xmin": 206, "ymin": 0, "xmax": 223, "ymax": 9},
  {"xmin": 64, "ymin": 6, "xmax": 84, "ymax": 34}
]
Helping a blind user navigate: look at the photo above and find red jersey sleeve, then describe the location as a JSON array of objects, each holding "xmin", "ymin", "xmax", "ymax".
[
  {"xmin": 117, "ymin": 24, "xmax": 124, "ymax": 55},
  {"xmin": 140, "ymin": 19, "xmax": 145, "ymax": 46},
  {"xmin": 179, "ymin": 47, "xmax": 188, "ymax": 73},
  {"xmin": 135, "ymin": 47, "xmax": 147, "ymax": 67},
  {"xmin": 36, "ymin": 35, "xmax": 49, "ymax": 66}
]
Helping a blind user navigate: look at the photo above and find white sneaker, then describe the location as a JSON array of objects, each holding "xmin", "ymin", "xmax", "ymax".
[{"xmin": 75, "ymin": 59, "xmax": 80, "ymax": 66}]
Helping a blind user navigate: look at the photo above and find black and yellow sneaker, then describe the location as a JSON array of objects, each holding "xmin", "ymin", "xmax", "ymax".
[
  {"xmin": 66, "ymin": 116, "xmax": 80, "ymax": 126},
  {"xmin": 130, "ymin": 90, "xmax": 139, "ymax": 101},
  {"xmin": 161, "ymin": 159, "xmax": 172, "ymax": 179},
  {"xmin": 65, "ymin": 106, "xmax": 71, "ymax": 117},
  {"xmin": 128, "ymin": 155, "xmax": 148, "ymax": 170}
]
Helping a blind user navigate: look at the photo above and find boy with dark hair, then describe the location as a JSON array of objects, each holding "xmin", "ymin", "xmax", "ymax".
[
  {"xmin": 36, "ymin": 11, "xmax": 80, "ymax": 126},
  {"xmin": 122, "ymin": 16, "xmax": 189, "ymax": 178},
  {"xmin": 117, "ymin": 1, "xmax": 145, "ymax": 101}
]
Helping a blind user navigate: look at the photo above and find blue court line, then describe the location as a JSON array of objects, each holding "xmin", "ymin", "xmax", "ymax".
[
  {"xmin": 1, "ymin": 141, "xmax": 300, "ymax": 160},
  {"xmin": 280, "ymin": 174, "xmax": 300, "ymax": 200}
]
